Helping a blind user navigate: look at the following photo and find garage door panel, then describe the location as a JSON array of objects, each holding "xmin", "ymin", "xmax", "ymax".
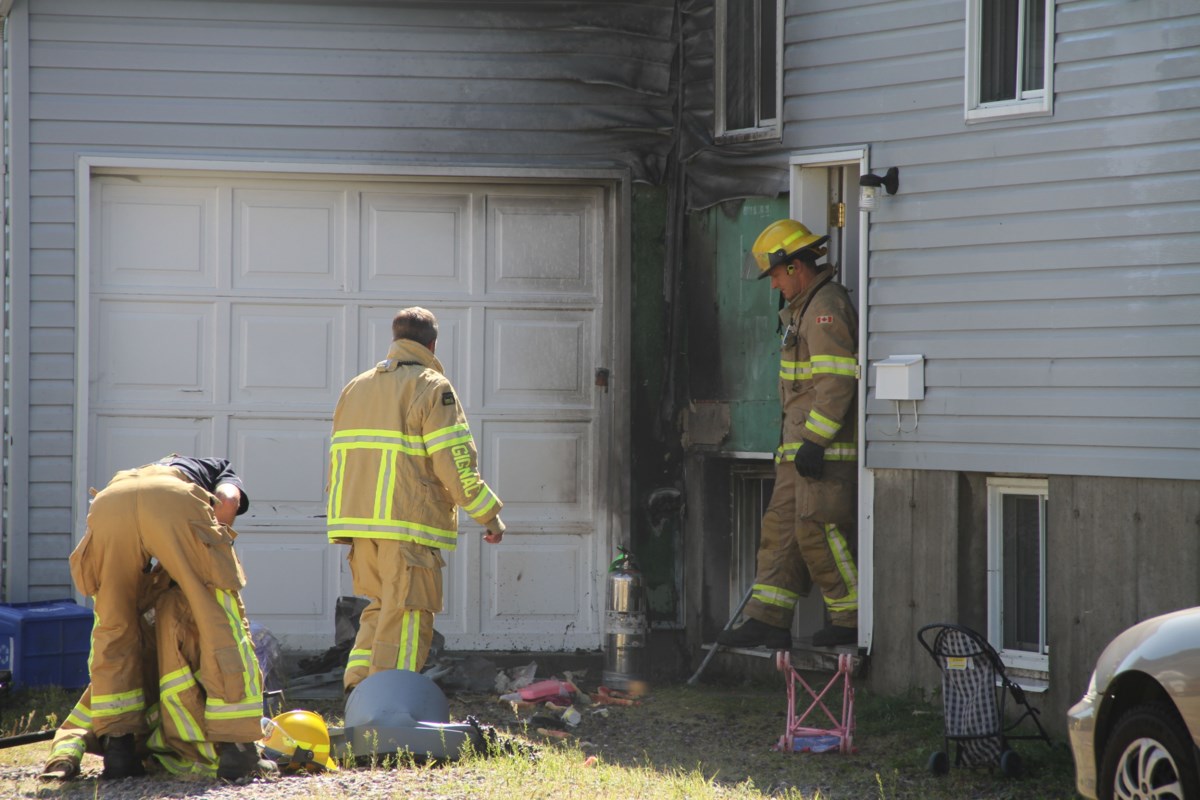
[
  {"xmin": 228, "ymin": 417, "xmax": 330, "ymax": 525},
  {"xmin": 362, "ymin": 192, "xmax": 473, "ymax": 294},
  {"xmin": 483, "ymin": 420, "xmax": 592, "ymax": 525},
  {"xmin": 485, "ymin": 310, "xmax": 592, "ymax": 408},
  {"xmin": 231, "ymin": 304, "xmax": 344, "ymax": 404},
  {"xmin": 95, "ymin": 300, "xmax": 213, "ymax": 405},
  {"xmin": 97, "ymin": 184, "xmax": 218, "ymax": 289},
  {"xmin": 487, "ymin": 193, "xmax": 598, "ymax": 297},
  {"xmin": 358, "ymin": 305, "xmax": 470, "ymax": 403},
  {"xmin": 233, "ymin": 189, "xmax": 345, "ymax": 291},
  {"xmin": 93, "ymin": 415, "xmax": 211, "ymax": 483},
  {"xmin": 481, "ymin": 534, "xmax": 588, "ymax": 634},
  {"xmin": 436, "ymin": 545, "xmax": 469, "ymax": 636},
  {"xmin": 236, "ymin": 535, "xmax": 337, "ymax": 651}
]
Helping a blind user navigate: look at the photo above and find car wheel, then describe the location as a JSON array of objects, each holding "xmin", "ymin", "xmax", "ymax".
[{"xmin": 1099, "ymin": 703, "xmax": 1200, "ymax": 800}]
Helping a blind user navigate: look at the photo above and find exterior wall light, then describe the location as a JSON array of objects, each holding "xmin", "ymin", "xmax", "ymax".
[{"xmin": 859, "ymin": 167, "xmax": 899, "ymax": 212}]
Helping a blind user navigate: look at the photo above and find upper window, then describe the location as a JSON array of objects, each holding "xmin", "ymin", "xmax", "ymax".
[
  {"xmin": 987, "ymin": 477, "xmax": 1048, "ymax": 675},
  {"xmin": 715, "ymin": 0, "xmax": 782, "ymax": 142},
  {"xmin": 966, "ymin": 0, "xmax": 1054, "ymax": 122}
]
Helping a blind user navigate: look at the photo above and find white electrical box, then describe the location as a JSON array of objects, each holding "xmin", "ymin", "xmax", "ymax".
[{"xmin": 874, "ymin": 355, "xmax": 925, "ymax": 401}]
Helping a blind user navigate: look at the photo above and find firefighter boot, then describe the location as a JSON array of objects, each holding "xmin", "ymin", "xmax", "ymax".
[
  {"xmin": 716, "ymin": 618, "xmax": 792, "ymax": 650},
  {"xmin": 811, "ymin": 624, "xmax": 857, "ymax": 648},
  {"xmin": 217, "ymin": 742, "xmax": 280, "ymax": 781},
  {"xmin": 100, "ymin": 734, "xmax": 146, "ymax": 780}
]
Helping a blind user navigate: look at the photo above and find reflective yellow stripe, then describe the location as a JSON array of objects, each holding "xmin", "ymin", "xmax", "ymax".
[
  {"xmin": 148, "ymin": 719, "xmax": 218, "ymax": 777},
  {"xmin": 463, "ymin": 483, "xmax": 500, "ymax": 520},
  {"xmin": 806, "ymin": 410, "xmax": 842, "ymax": 439},
  {"xmin": 215, "ymin": 588, "xmax": 261, "ymax": 703},
  {"xmin": 204, "ymin": 697, "xmax": 263, "ymax": 721},
  {"xmin": 64, "ymin": 700, "xmax": 92, "ymax": 730},
  {"xmin": 811, "ymin": 354, "xmax": 857, "ymax": 376},
  {"xmin": 92, "ymin": 688, "xmax": 145, "ymax": 718},
  {"xmin": 332, "ymin": 429, "xmax": 426, "ymax": 454},
  {"xmin": 328, "ymin": 449, "xmax": 345, "ymax": 521},
  {"xmin": 327, "ymin": 518, "xmax": 457, "ymax": 548},
  {"xmin": 397, "ymin": 611, "xmax": 421, "ymax": 671},
  {"xmin": 159, "ymin": 666, "xmax": 209, "ymax": 745},
  {"xmin": 752, "ymin": 583, "xmax": 800, "ymax": 610},
  {"xmin": 822, "ymin": 525, "xmax": 859, "ymax": 613},
  {"xmin": 779, "ymin": 228, "xmax": 809, "ymax": 250},
  {"xmin": 779, "ymin": 359, "xmax": 810, "ymax": 381},
  {"xmin": 425, "ymin": 423, "xmax": 472, "ymax": 454},
  {"xmin": 50, "ymin": 738, "xmax": 86, "ymax": 761},
  {"xmin": 347, "ymin": 649, "xmax": 372, "ymax": 671}
]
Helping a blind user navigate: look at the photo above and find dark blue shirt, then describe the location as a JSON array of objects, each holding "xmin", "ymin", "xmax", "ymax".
[{"xmin": 158, "ymin": 455, "xmax": 250, "ymax": 515}]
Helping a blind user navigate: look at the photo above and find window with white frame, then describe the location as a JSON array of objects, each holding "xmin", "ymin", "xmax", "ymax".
[
  {"xmin": 715, "ymin": 0, "xmax": 782, "ymax": 142},
  {"xmin": 987, "ymin": 477, "xmax": 1048, "ymax": 674},
  {"xmin": 965, "ymin": 0, "xmax": 1054, "ymax": 122}
]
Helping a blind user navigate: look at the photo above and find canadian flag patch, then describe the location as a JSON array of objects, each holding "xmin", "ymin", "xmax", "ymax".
[{"xmin": 815, "ymin": 315, "xmax": 833, "ymax": 324}]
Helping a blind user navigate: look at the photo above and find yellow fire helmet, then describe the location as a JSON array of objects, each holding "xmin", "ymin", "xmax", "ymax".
[
  {"xmin": 260, "ymin": 710, "xmax": 338, "ymax": 772},
  {"xmin": 745, "ymin": 219, "xmax": 829, "ymax": 280}
]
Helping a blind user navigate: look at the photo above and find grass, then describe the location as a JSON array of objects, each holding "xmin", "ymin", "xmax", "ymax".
[{"xmin": 0, "ymin": 677, "xmax": 1080, "ymax": 799}]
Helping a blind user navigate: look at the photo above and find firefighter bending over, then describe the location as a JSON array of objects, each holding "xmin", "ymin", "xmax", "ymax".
[{"xmin": 62, "ymin": 455, "xmax": 274, "ymax": 780}]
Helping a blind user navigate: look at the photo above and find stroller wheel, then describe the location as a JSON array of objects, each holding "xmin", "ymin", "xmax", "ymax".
[
  {"xmin": 1000, "ymin": 749, "xmax": 1022, "ymax": 777},
  {"xmin": 927, "ymin": 751, "xmax": 949, "ymax": 775}
]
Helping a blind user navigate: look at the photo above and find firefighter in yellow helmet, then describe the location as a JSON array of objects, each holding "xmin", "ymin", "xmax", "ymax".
[{"xmin": 720, "ymin": 219, "xmax": 860, "ymax": 649}]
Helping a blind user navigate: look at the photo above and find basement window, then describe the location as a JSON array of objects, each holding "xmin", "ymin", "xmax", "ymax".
[
  {"xmin": 730, "ymin": 462, "xmax": 774, "ymax": 608},
  {"xmin": 715, "ymin": 0, "xmax": 782, "ymax": 142},
  {"xmin": 965, "ymin": 0, "xmax": 1055, "ymax": 122},
  {"xmin": 987, "ymin": 477, "xmax": 1049, "ymax": 675}
]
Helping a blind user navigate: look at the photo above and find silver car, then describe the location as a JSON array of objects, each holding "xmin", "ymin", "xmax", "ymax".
[{"xmin": 1067, "ymin": 606, "xmax": 1200, "ymax": 799}]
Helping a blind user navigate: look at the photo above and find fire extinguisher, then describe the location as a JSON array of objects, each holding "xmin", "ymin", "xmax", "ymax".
[{"xmin": 602, "ymin": 547, "xmax": 649, "ymax": 694}]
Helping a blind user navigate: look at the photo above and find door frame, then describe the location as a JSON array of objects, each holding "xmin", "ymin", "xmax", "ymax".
[
  {"xmin": 73, "ymin": 156, "xmax": 631, "ymax": 651},
  {"xmin": 788, "ymin": 148, "xmax": 874, "ymax": 653}
]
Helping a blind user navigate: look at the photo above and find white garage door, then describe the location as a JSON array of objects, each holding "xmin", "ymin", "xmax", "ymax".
[{"xmin": 84, "ymin": 173, "xmax": 614, "ymax": 652}]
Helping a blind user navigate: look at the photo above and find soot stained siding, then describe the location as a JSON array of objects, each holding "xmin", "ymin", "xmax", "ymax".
[{"xmin": 15, "ymin": 0, "xmax": 680, "ymax": 599}]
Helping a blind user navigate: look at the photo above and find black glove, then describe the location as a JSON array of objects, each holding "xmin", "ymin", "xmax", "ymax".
[{"xmin": 793, "ymin": 441, "xmax": 826, "ymax": 480}]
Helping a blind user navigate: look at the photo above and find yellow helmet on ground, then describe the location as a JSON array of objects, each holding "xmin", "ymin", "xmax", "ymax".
[
  {"xmin": 748, "ymin": 219, "xmax": 829, "ymax": 279},
  {"xmin": 260, "ymin": 710, "xmax": 338, "ymax": 772}
]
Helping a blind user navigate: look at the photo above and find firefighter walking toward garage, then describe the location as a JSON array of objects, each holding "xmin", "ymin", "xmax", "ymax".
[
  {"xmin": 719, "ymin": 220, "xmax": 861, "ymax": 651},
  {"xmin": 66, "ymin": 455, "xmax": 274, "ymax": 781},
  {"xmin": 327, "ymin": 307, "xmax": 506, "ymax": 694}
]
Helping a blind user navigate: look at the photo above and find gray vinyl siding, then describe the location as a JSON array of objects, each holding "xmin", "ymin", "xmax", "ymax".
[
  {"xmin": 783, "ymin": 0, "xmax": 1200, "ymax": 481},
  {"xmin": 9, "ymin": 0, "xmax": 676, "ymax": 600}
]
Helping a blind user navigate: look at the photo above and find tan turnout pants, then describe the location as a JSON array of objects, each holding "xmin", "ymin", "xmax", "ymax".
[
  {"xmin": 343, "ymin": 538, "xmax": 444, "ymax": 691},
  {"xmin": 745, "ymin": 460, "xmax": 859, "ymax": 629}
]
